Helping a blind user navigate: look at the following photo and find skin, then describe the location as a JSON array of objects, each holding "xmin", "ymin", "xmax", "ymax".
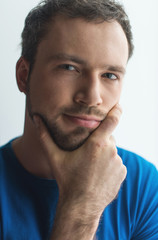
[{"xmin": 13, "ymin": 16, "xmax": 128, "ymax": 239}]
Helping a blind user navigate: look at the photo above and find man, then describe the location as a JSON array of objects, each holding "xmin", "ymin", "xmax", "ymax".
[{"xmin": 0, "ymin": 0, "xmax": 158, "ymax": 239}]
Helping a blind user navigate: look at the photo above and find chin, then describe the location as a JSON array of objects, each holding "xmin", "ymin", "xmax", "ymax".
[
  {"xmin": 50, "ymin": 129, "xmax": 91, "ymax": 152},
  {"xmin": 55, "ymin": 138, "xmax": 88, "ymax": 152}
]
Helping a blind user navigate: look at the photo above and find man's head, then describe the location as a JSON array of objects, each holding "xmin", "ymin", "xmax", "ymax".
[
  {"xmin": 21, "ymin": 0, "xmax": 134, "ymax": 69},
  {"xmin": 16, "ymin": 0, "xmax": 133, "ymax": 151}
]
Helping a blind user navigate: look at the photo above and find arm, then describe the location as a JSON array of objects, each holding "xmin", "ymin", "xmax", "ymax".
[
  {"xmin": 50, "ymin": 199, "xmax": 100, "ymax": 240},
  {"xmin": 34, "ymin": 104, "xmax": 127, "ymax": 240}
]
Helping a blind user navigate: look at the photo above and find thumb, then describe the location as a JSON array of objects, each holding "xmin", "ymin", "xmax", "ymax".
[{"xmin": 91, "ymin": 104, "xmax": 122, "ymax": 140}]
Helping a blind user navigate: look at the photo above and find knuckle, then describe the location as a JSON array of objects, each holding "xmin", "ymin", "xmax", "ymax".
[
  {"xmin": 111, "ymin": 146, "xmax": 118, "ymax": 158},
  {"xmin": 122, "ymin": 165, "xmax": 127, "ymax": 177},
  {"xmin": 110, "ymin": 135, "xmax": 116, "ymax": 144},
  {"xmin": 39, "ymin": 131, "xmax": 47, "ymax": 143},
  {"xmin": 109, "ymin": 114, "xmax": 119, "ymax": 126},
  {"xmin": 120, "ymin": 165, "xmax": 127, "ymax": 181},
  {"xmin": 115, "ymin": 104, "xmax": 123, "ymax": 115},
  {"xmin": 89, "ymin": 137, "xmax": 108, "ymax": 149},
  {"xmin": 38, "ymin": 132, "xmax": 49, "ymax": 152},
  {"xmin": 118, "ymin": 155, "xmax": 123, "ymax": 164}
]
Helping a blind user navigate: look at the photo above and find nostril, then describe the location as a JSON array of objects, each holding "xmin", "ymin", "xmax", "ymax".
[
  {"xmin": 73, "ymin": 76, "xmax": 103, "ymax": 107},
  {"xmin": 74, "ymin": 93, "xmax": 103, "ymax": 107}
]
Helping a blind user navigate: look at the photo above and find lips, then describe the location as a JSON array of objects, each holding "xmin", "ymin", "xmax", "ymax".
[{"xmin": 64, "ymin": 114, "xmax": 102, "ymax": 128}]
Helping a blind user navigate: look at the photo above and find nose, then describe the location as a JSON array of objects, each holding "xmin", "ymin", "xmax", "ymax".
[{"xmin": 73, "ymin": 72, "xmax": 103, "ymax": 107}]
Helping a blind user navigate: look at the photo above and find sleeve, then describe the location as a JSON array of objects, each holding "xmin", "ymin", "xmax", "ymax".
[{"xmin": 131, "ymin": 162, "xmax": 158, "ymax": 240}]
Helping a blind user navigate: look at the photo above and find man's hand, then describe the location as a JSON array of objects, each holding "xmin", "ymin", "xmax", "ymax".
[{"xmin": 33, "ymin": 104, "xmax": 127, "ymax": 239}]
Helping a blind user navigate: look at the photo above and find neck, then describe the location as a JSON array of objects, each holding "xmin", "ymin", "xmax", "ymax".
[{"xmin": 12, "ymin": 110, "xmax": 55, "ymax": 180}]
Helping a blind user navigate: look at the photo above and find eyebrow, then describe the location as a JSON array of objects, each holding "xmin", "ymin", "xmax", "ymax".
[
  {"xmin": 105, "ymin": 65, "xmax": 126, "ymax": 75},
  {"xmin": 48, "ymin": 53, "xmax": 126, "ymax": 74},
  {"xmin": 48, "ymin": 53, "xmax": 86, "ymax": 65}
]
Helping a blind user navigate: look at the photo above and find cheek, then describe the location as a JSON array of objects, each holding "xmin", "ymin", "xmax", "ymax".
[
  {"xmin": 28, "ymin": 78, "xmax": 73, "ymax": 114},
  {"xmin": 102, "ymin": 84, "xmax": 122, "ymax": 109}
]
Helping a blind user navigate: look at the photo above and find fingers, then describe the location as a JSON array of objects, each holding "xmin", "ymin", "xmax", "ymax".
[
  {"xmin": 92, "ymin": 104, "xmax": 122, "ymax": 140},
  {"xmin": 33, "ymin": 115, "xmax": 63, "ymax": 161}
]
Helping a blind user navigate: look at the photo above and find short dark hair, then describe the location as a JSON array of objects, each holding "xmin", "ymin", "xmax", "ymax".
[{"xmin": 21, "ymin": 0, "xmax": 134, "ymax": 67}]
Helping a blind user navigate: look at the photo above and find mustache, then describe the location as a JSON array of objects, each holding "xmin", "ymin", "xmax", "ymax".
[
  {"xmin": 30, "ymin": 105, "xmax": 107, "ymax": 124},
  {"xmin": 61, "ymin": 104, "xmax": 106, "ymax": 119}
]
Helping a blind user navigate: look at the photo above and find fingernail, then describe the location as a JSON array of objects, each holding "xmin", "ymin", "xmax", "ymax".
[{"xmin": 33, "ymin": 115, "xmax": 40, "ymax": 128}]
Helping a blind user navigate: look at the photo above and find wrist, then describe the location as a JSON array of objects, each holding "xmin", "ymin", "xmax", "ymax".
[{"xmin": 58, "ymin": 192, "xmax": 103, "ymax": 222}]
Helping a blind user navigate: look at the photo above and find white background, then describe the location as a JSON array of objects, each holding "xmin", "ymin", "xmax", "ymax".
[{"xmin": 0, "ymin": 0, "xmax": 158, "ymax": 167}]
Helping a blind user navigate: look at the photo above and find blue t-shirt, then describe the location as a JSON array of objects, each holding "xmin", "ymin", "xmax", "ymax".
[{"xmin": 0, "ymin": 140, "xmax": 158, "ymax": 239}]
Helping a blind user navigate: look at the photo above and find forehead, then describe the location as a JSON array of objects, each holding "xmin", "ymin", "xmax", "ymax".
[{"xmin": 36, "ymin": 16, "xmax": 129, "ymax": 67}]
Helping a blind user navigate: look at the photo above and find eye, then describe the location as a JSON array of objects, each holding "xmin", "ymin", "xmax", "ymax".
[
  {"xmin": 102, "ymin": 73, "xmax": 118, "ymax": 80},
  {"xmin": 59, "ymin": 64, "xmax": 76, "ymax": 71}
]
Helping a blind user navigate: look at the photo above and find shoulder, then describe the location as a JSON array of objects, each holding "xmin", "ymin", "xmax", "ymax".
[
  {"xmin": 0, "ymin": 139, "xmax": 16, "ymax": 160},
  {"xmin": 117, "ymin": 147, "xmax": 158, "ymax": 217},
  {"xmin": 0, "ymin": 140, "xmax": 16, "ymax": 179},
  {"xmin": 0, "ymin": 141, "xmax": 12, "ymax": 163},
  {"xmin": 117, "ymin": 147, "xmax": 158, "ymax": 238}
]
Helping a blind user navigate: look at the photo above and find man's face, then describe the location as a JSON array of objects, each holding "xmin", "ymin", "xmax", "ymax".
[{"xmin": 26, "ymin": 16, "xmax": 128, "ymax": 151}]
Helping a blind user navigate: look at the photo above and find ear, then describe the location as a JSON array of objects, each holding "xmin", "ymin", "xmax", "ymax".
[{"xmin": 16, "ymin": 57, "xmax": 30, "ymax": 94}]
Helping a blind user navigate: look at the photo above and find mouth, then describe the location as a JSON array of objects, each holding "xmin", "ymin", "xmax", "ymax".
[{"xmin": 63, "ymin": 114, "xmax": 102, "ymax": 128}]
